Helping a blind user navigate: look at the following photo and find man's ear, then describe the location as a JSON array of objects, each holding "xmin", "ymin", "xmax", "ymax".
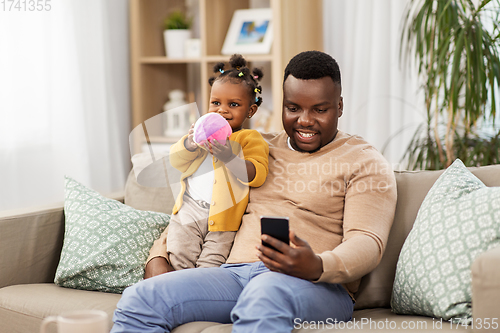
[
  {"xmin": 338, "ymin": 96, "xmax": 343, "ymax": 118},
  {"xmin": 248, "ymin": 104, "xmax": 258, "ymax": 118}
]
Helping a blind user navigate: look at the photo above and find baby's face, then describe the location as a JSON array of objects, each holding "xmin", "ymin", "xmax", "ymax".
[{"xmin": 208, "ymin": 80, "xmax": 256, "ymax": 132}]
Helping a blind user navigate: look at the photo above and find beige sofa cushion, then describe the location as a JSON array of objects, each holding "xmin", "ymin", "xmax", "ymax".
[
  {"xmin": 354, "ymin": 164, "xmax": 500, "ymax": 310},
  {"xmin": 471, "ymin": 245, "xmax": 500, "ymax": 329},
  {"xmin": 0, "ymin": 284, "xmax": 120, "ymax": 333},
  {"xmin": 125, "ymin": 153, "xmax": 176, "ymax": 214}
]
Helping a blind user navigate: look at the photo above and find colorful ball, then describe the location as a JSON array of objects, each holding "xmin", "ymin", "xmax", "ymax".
[{"xmin": 193, "ymin": 113, "xmax": 232, "ymax": 146}]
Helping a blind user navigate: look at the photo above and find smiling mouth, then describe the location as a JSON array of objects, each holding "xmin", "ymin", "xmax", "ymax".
[{"xmin": 297, "ymin": 131, "xmax": 317, "ymax": 139}]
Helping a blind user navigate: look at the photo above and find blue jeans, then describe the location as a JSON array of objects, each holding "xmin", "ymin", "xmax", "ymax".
[{"xmin": 111, "ymin": 262, "xmax": 353, "ymax": 333}]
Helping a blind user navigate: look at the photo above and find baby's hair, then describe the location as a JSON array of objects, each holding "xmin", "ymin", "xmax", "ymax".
[
  {"xmin": 208, "ymin": 54, "xmax": 264, "ymax": 107},
  {"xmin": 283, "ymin": 50, "xmax": 341, "ymax": 87}
]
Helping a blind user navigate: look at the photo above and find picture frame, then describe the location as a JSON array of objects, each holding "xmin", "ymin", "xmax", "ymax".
[{"xmin": 221, "ymin": 8, "xmax": 273, "ymax": 55}]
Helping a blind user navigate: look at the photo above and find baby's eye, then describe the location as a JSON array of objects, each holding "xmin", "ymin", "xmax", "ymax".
[
  {"xmin": 230, "ymin": 102, "xmax": 239, "ymax": 107},
  {"xmin": 211, "ymin": 101, "xmax": 220, "ymax": 106}
]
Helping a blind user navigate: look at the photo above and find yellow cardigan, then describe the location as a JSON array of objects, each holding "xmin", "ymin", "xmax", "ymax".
[{"xmin": 169, "ymin": 129, "xmax": 269, "ymax": 231}]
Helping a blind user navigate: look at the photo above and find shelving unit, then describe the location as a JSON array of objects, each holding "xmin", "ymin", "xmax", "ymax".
[{"xmin": 129, "ymin": 0, "xmax": 323, "ymax": 155}]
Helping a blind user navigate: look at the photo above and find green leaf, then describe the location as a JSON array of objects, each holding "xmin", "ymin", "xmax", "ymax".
[{"xmin": 164, "ymin": 10, "xmax": 192, "ymax": 30}]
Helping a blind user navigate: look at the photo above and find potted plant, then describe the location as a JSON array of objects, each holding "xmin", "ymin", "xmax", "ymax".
[
  {"xmin": 399, "ymin": 0, "xmax": 500, "ymax": 170},
  {"xmin": 163, "ymin": 10, "xmax": 192, "ymax": 59}
]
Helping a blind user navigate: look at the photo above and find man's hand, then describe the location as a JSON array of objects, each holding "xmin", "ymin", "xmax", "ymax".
[
  {"xmin": 144, "ymin": 257, "xmax": 175, "ymax": 279},
  {"xmin": 256, "ymin": 230, "xmax": 323, "ymax": 281}
]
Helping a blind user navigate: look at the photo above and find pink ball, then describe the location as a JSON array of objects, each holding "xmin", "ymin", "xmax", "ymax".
[{"xmin": 193, "ymin": 113, "xmax": 232, "ymax": 146}]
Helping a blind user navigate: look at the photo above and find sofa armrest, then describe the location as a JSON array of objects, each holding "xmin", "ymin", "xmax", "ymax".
[
  {"xmin": 0, "ymin": 192, "xmax": 124, "ymax": 289},
  {"xmin": 0, "ymin": 204, "xmax": 65, "ymax": 289},
  {"xmin": 471, "ymin": 245, "xmax": 500, "ymax": 332}
]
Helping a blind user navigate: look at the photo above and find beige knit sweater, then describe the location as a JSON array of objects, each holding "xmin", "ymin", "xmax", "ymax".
[
  {"xmin": 147, "ymin": 130, "xmax": 397, "ymax": 296},
  {"xmin": 226, "ymin": 130, "xmax": 397, "ymax": 296}
]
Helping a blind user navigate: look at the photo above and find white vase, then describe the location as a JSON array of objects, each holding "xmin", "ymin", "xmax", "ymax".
[
  {"xmin": 164, "ymin": 29, "xmax": 191, "ymax": 58},
  {"xmin": 163, "ymin": 89, "xmax": 191, "ymax": 137}
]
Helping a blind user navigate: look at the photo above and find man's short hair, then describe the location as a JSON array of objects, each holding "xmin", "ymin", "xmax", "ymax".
[{"xmin": 283, "ymin": 51, "xmax": 341, "ymax": 87}]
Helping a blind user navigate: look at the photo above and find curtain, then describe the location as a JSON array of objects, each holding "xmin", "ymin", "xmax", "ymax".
[
  {"xmin": 323, "ymin": 0, "xmax": 424, "ymax": 167},
  {"xmin": 0, "ymin": 0, "xmax": 130, "ymax": 211}
]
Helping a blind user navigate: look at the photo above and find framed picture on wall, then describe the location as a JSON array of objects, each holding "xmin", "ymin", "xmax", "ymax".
[{"xmin": 221, "ymin": 8, "xmax": 273, "ymax": 55}]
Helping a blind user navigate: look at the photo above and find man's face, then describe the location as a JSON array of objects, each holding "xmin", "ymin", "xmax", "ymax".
[{"xmin": 282, "ymin": 75, "xmax": 343, "ymax": 153}]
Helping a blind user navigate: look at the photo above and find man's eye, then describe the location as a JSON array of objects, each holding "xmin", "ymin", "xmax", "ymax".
[
  {"xmin": 317, "ymin": 109, "xmax": 327, "ymax": 113},
  {"xmin": 287, "ymin": 106, "xmax": 298, "ymax": 112}
]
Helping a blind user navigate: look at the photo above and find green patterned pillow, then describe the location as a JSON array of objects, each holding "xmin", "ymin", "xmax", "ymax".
[
  {"xmin": 391, "ymin": 159, "xmax": 500, "ymax": 322},
  {"xmin": 54, "ymin": 176, "xmax": 170, "ymax": 293}
]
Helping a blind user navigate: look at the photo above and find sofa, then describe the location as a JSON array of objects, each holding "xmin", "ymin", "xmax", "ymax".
[{"xmin": 1, "ymin": 164, "xmax": 500, "ymax": 333}]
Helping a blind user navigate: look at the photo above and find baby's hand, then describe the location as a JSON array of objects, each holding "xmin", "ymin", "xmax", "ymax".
[
  {"xmin": 184, "ymin": 124, "xmax": 197, "ymax": 151},
  {"xmin": 206, "ymin": 138, "xmax": 235, "ymax": 163}
]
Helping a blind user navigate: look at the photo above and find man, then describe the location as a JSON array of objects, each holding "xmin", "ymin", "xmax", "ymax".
[{"xmin": 111, "ymin": 51, "xmax": 397, "ymax": 332}]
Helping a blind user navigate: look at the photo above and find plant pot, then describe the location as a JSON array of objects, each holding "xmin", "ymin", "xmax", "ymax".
[{"xmin": 164, "ymin": 29, "xmax": 191, "ymax": 58}]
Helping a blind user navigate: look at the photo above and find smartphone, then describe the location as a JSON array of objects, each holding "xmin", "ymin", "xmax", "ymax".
[{"xmin": 260, "ymin": 216, "xmax": 290, "ymax": 252}]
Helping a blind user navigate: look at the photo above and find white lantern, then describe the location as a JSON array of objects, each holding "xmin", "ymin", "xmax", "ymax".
[{"xmin": 163, "ymin": 90, "xmax": 191, "ymax": 137}]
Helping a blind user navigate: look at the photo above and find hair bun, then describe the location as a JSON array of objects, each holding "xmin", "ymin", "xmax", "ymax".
[
  {"xmin": 213, "ymin": 62, "xmax": 225, "ymax": 74},
  {"xmin": 229, "ymin": 54, "xmax": 247, "ymax": 69},
  {"xmin": 252, "ymin": 68, "xmax": 264, "ymax": 81}
]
